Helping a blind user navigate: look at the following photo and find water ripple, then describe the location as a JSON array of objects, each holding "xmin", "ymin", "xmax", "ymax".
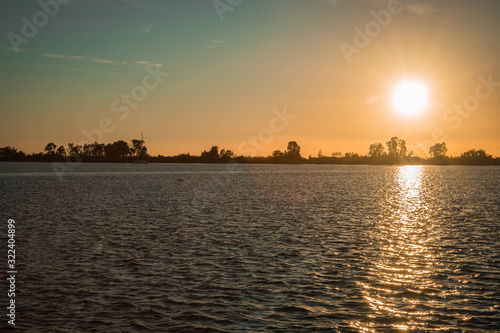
[{"xmin": 0, "ymin": 163, "xmax": 499, "ymax": 332}]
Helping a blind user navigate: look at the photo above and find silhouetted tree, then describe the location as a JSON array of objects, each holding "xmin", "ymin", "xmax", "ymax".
[
  {"xmin": 104, "ymin": 140, "xmax": 130, "ymax": 160},
  {"xmin": 4, "ymin": 137, "xmax": 500, "ymax": 165},
  {"xmin": 429, "ymin": 142, "xmax": 447, "ymax": 158},
  {"xmin": 0, "ymin": 146, "xmax": 25, "ymax": 159},
  {"xmin": 219, "ymin": 149, "xmax": 234, "ymax": 162},
  {"xmin": 459, "ymin": 149, "xmax": 493, "ymax": 165},
  {"xmin": 44, "ymin": 143, "xmax": 56, "ymax": 155},
  {"xmin": 92, "ymin": 142, "xmax": 105, "ymax": 157},
  {"xmin": 285, "ymin": 141, "xmax": 301, "ymax": 157},
  {"xmin": 83, "ymin": 143, "xmax": 93, "ymax": 156},
  {"xmin": 272, "ymin": 150, "xmax": 284, "ymax": 159},
  {"xmin": 67, "ymin": 143, "xmax": 81, "ymax": 156},
  {"xmin": 271, "ymin": 149, "xmax": 285, "ymax": 162},
  {"xmin": 344, "ymin": 152, "xmax": 360, "ymax": 161},
  {"xmin": 56, "ymin": 146, "xmax": 66, "ymax": 156},
  {"xmin": 201, "ymin": 146, "xmax": 219, "ymax": 162},
  {"xmin": 368, "ymin": 143, "xmax": 385, "ymax": 158},
  {"xmin": 75, "ymin": 145, "xmax": 83, "ymax": 155},
  {"xmin": 331, "ymin": 151, "xmax": 342, "ymax": 158},
  {"xmin": 461, "ymin": 149, "xmax": 484, "ymax": 159},
  {"xmin": 131, "ymin": 139, "xmax": 147, "ymax": 158},
  {"xmin": 104, "ymin": 144, "xmax": 113, "ymax": 158},
  {"xmin": 400, "ymin": 140, "xmax": 408, "ymax": 157},
  {"xmin": 67, "ymin": 143, "xmax": 74, "ymax": 156},
  {"xmin": 386, "ymin": 137, "xmax": 407, "ymax": 158},
  {"xmin": 283, "ymin": 141, "xmax": 302, "ymax": 163}
]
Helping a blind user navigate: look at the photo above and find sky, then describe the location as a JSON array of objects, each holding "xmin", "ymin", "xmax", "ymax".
[{"xmin": 1, "ymin": 0, "xmax": 499, "ymax": 157}]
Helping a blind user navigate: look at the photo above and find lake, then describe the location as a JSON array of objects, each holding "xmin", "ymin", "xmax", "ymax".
[{"xmin": 0, "ymin": 162, "xmax": 499, "ymax": 332}]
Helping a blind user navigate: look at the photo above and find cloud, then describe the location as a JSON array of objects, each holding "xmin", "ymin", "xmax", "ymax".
[
  {"xmin": 141, "ymin": 25, "xmax": 152, "ymax": 33},
  {"xmin": 0, "ymin": 46, "xmax": 162, "ymax": 68},
  {"xmin": 90, "ymin": 58, "xmax": 127, "ymax": 65},
  {"xmin": 367, "ymin": 0, "xmax": 442, "ymax": 15},
  {"xmin": 328, "ymin": 0, "xmax": 393, "ymax": 9},
  {"xmin": 136, "ymin": 60, "xmax": 163, "ymax": 67},
  {"xmin": 42, "ymin": 52, "xmax": 71, "ymax": 59},
  {"xmin": 0, "ymin": 45, "xmax": 25, "ymax": 53},
  {"xmin": 327, "ymin": 0, "xmax": 441, "ymax": 15},
  {"xmin": 407, "ymin": 2, "xmax": 442, "ymax": 15},
  {"xmin": 39, "ymin": 51, "xmax": 127, "ymax": 66},
  {"xmin": 207, "ymin": 40, "xmax": 225, "ymax": 49}
]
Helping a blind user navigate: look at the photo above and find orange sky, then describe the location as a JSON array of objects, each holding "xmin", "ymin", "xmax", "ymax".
[{"xmin": 1, "ymin": 0, "xmax": 499, "ymax": 157}]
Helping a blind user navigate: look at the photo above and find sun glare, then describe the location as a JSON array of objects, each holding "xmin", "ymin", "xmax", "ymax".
[{"xmin": 391, "ymin": 80, "xmax": 429, "ymax": 116}]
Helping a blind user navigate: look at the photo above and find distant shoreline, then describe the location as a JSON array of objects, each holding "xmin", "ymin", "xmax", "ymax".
[
  {"xmin": 1, "ymin": 158, "xmax": 499, "ymax": 166},
  {"xmin": 2, "ymin": 138, "xmax": 499, "ymax": 166}
]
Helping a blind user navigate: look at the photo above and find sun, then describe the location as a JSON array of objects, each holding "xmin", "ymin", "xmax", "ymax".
[{"xmin": 391, "ymin": 80, "xmax": 429, "ymax": 116}]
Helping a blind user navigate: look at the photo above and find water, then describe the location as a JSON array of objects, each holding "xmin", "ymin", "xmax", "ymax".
[{"xmin": 0, "ymin": 162, "xmax": 499, "ymax": 332}]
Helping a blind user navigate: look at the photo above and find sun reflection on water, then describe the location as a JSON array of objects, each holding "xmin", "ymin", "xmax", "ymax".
[{"xmin": 353, "ymin": 166, "xmax": 442, "ymax": 332}]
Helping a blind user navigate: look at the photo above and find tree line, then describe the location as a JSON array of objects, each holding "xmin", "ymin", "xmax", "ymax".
[
  {"xmin": 0, "ymin": 137, "xmax": 498, "ymax": 165},
  {"xmin": 0, "ymin": 139, "xmax": 147, "ymax": 162}
]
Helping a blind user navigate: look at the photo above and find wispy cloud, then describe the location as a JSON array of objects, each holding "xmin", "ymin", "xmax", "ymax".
[
  {"xmin": 136, "ymin": 60, "xmax": 163, "ymax": 67},
  {"xmin": 327, "ymin": 0, "xmax": 441, "ymax": 15},
  {"xmin": 141, "ymin": 25, "xmax": 152, "ymax": 33},
  {"xmin": 327, "ymin": 0, "xmax": 392, "ymax": 9},
  {"xmin": 42, "ymin": 52, "xmax": 69, "ymax": 59},
  {"xmin": 207, "ymin": 40, "xmax": 225, "ymax": 49},
  {"xmin": 407, "ymin": 2, "xmax": 442, "ymax": 15},
  {"xmin": 91, "ymin": 58, "xmax": 127, "ymax": 65},
  {"xmin": 40, "ymin": 51, "xmax": 127, "ymax": 65},
  {"xmin": 0, "ymin": 46, "xmax": 163, "ymax": 68},
  {"xmin": 0, "ymin": 44, "xmax": 24, "ymax": 53}
]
